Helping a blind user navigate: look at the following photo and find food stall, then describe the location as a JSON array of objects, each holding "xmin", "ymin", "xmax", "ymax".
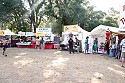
[
  {"xmin": 36, "ymin": 28, "xmax": 54, "ymax": 49},
  {"xmin": 61, "ymin": 25, "xmax": 89, "ymax": 52},
  {"xmin": 89, "ymin": 25, "xmax": 125, "ymax": 55},
  {"xmin": 0, "ymin": 30, "xmax": 4, "ymax": 47},
  {"xmin": 16, "ymin": 32, "xmax": 35, "ymax": 48},
  {"xmin": 3, "ymin": 29, "xmax": 17, "ymax": 47}
]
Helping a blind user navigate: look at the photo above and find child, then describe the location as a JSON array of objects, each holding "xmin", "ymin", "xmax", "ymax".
[{"xmin": 2, "ymin": 37, "xmax": 8, "ymax": 57}]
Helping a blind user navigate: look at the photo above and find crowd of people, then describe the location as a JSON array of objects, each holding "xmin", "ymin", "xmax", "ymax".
[
  {"xmin": 1, "ymin": 35, "xmax": 125, "ymax": 67},
  {"xmin": 67, "ymin": 36, "xmax": 125, "ymax": 67}
]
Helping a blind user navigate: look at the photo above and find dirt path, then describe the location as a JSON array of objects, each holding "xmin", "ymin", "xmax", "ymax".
[{"xmin": 0, "ymin": 48, "xmax": 125, "ymax": 83}]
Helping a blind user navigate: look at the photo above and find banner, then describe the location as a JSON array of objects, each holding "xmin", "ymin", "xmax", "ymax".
[
  {"xmin": 25, "ymin": 32, "xmax": 34, "ymax": 36},
  {"xmin": 64, "ymin": 25, "xmax": 78, "ymax": 32},
  {"xmin": 36, "ymin": 28, "xmax": 51, "ymax": 36},
  {"xmin": 119, "ymin": 1, "xmax": 125, "ymax": 31},
  {"xmin": 0, "ymin": 30, "xmax": 4, "ymax": 36}
]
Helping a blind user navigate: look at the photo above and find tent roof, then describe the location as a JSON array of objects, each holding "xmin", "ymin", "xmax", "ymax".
[
  {"xmin": 90, "ymin": 25, "xmax": 120, "ymax": 36},
  {"xmin": 3, "ymin": 29, "xmax": 17, "ymax": 35}
]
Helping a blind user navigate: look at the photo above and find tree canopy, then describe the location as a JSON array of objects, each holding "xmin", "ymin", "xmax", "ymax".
[{"xmin": 0, "ymin": 0, "xmax": 119, "ymax": 33}]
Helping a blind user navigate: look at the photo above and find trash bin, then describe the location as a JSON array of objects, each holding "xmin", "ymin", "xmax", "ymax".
[{"xmin": 109, "ymin": 49, "xmax": 115, "ymax": 57}]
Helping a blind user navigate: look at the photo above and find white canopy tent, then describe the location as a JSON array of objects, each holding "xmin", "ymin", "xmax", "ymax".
[
  {"xmin": 89, "ymin": 25, "xmax": 119, "ymax": 52},
  {"xmin": 3, "ymin": 29, "xmax": 17, "ymax": 36},
  {"xmin": 90, "ymin": 25, "xmax": 119, "ymax": 36},
  {"xmin": 3, "ymin": 29, "xmax": 17, "ymax": 47},
  {"xmin": 61, "ymin": 26, "xmax": 90, "ymax": 51}
]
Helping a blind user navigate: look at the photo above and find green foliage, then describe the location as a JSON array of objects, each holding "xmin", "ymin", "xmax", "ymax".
[
  {"xmin": 102, "ymin": 8, "xmax": 119, "ymax": 28},
  {"xmin": 0, "ymin": 0, "xmax": 119, "ymax": 34}
]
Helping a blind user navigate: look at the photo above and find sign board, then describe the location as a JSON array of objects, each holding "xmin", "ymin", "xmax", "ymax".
[
  {"xmin": 25, "ymin": 32, "xmax": 34, "ymax": 36},
  {"xmin": 0, "ymin": 30, "xmax": 4, "ymax": 36},
  {"xmin": 119, "ymin": 1, "xmax": 125, "ymax": 31},
  {"xmin": 36, "ymin": 28, "xmax": 51, "ymax": 36},
  {"xmin": 64, "ymin": 25, "xmax": 78, "ymax": 32},
  {"xmin": 18, "ymin": 31, "xmax": 25, "ymax": 36}
]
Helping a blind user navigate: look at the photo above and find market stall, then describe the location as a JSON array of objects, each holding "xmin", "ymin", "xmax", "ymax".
[
  {"xmin": 36, "ymin": 28, "xmax": 54, "ymax": 49},
  {"xmin": 16, "ymin": 32, "xmax": 35, "ymax": 48},
  {"xmin": 3, "ymin": 29, "xmax": 17, "ymax": 47},
  {"xmin": 61, "ymin": 25, "xmax": 90, "ymax": 52},
  {"xmin": 0, "ymin": 30, "xmax": 4, "ymax": 47},
  {"xmin": 89, "ymin": 25, "xmax": 120, "ymax": 54}
]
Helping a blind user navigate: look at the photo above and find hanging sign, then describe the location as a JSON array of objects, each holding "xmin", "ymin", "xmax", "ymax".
[
  {"xmin": 64, "ymin": 24, "xmax": 78, "ymax": 32},
  {"xmin": 36, "ymin": 28, "xmax": 51, "ymax": 36}
]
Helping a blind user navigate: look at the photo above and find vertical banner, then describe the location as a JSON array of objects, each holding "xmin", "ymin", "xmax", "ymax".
[{"xmin": 119, "ymin": 1, "xmax": 125, "ymax": 31}]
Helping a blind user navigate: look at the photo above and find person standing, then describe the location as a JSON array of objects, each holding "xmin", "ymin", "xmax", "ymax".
[
  {"xmin": 104, "ymin": 38, "xmax": 109, "ymax": 55},
  {"xmin": 93, "ymin": 38, "xmax": 98, "ymax": 54},
  {"xmin": 36, "ymin": 37, "xmax": 40, "ymax": 51},
  {"xmin": 2, "ymin": 37, "xmax": 8, "ymax": 57},
  {"xmin": 115, "ymin": 41, "xmax": 121, "ymax": 59},
  {"xmin": 40, "ymin": 37, "xmax": 44, "ymax": 51},
  {"xmin": 120, "ymin": 38, "xmax": 125, "ymax": 67},
  {"xmin": 85, "ymin": 36, "xmax": 89, "ymax": 54},
  {"xmin": 68, "ymin": 38, "xmax": 74, "ymax": 54},
  {"xmin": 75, "ymin": 37, "xmax": 80, "ymax": 53}
]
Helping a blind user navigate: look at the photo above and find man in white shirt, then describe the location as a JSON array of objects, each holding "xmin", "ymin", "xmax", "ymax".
[{"xmin": 120, "ymin": 38, "xmax": 125, "ymax": 67}]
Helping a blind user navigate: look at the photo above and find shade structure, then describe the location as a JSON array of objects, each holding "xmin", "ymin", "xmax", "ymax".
[{"xmin": 3, "ymin": 29, "xmax": 17, "ymax": 36}]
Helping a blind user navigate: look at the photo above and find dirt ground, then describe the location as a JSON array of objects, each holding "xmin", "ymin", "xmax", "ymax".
[{"xmin": 0, "ymin": 48, "xmax": 125, "ymax": 83}]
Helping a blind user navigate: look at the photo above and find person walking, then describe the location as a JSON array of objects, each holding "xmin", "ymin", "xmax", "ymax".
[
  {"xmin": 120, "ymin": 38, "xmax": 125, "ymax": 67},
  {"xmin": 68, "ymin": 38, "xmax": 74, "ymax": 54},
  {"xmin": 2, "ymin": 37, "xmax": 8, "ymax": 57},
  {"xmin": 40, "ymin": 37, "xmax": 44, "ymax": 51}
]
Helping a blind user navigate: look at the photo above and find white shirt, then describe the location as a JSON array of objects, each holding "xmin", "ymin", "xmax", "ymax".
[{"xmin": 120, "ymin": 38, "xmax": 125, "ymax": 52}]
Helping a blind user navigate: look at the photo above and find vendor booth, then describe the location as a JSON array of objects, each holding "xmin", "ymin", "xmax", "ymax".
[
  {"xmin": 61, "ymin": 25, "xmax": 90, "ymax": 52},
  {"xmin": 89, "ymin": 25, "xmax": 124, "ymax": 55},
  {"xmin": 36, "ymin": 28, "xmax": 54, "ymax": 49},
  {"xmin": 2, "ymin": 29, "xmax": 17, "ymax": 47},
  {"xmin": 0, "ymin": 30, "xmax": 4, "ymax": 47},
  {"xmin": 16, "ymin": 32, "xmax": 35, "ymax": 48}
]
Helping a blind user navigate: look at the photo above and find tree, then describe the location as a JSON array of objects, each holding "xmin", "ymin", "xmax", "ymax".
[
  {"xmin": 27, "ymin": 0, "xmax": 46, "ymax": 32},
  {"xmin": 45, "ymin": 0, "xmax": 90, "ymax": 33},
  {"xmin": 0, "ymin": 0, "xmax": 20, "ymax": 29},
  {"xmin": 103, "ymin": 7, "xmax": 119, "ymax": 28}
]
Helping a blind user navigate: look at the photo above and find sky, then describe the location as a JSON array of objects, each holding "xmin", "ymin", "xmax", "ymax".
[{"xmin": 90, "ymin": 0, "xmax": 120, "ymax": 12}]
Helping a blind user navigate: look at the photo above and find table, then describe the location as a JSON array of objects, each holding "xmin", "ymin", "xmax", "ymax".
[
  {"xmin": 16, "ymin": 42, "xmax": 35, "ymax": 48},
  {"xmin": 44, "ymin": 43, "xmax": 54, "ymax": 49},
  {"xmin": 54, "ymin": 44, "xmax": 60, "ymax": 49}
]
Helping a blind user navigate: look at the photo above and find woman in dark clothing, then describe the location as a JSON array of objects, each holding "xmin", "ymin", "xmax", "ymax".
[
  {"xmin": 68, "ymin": 38, "xmax": 74, "ymax": 54},
  {"xmin": 93, "ymin": 38, "xmax": 98, "ymax": 54},
  {"xmin": 104, "ymin": 39, "xmax": 109, "ymax": 55}
]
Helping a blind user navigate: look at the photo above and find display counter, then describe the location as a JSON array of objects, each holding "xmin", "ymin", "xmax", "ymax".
[
  {"xmin": 44, "ymin": 42, "xmax": 54, "ymax": 49},
  {"xmin": 16, "ymin": 42, "xmax": 35, "ymax": 48}
]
